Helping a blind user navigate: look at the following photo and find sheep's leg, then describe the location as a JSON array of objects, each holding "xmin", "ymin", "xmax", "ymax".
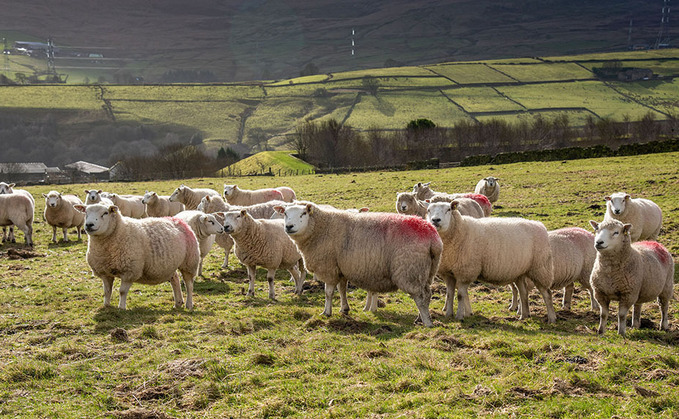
[
  {"xmin": 632, "ymin": 303, "xmax": 642, "ymax": 329},
  {"xmin": 515, "ymin": 278, "xmax": 530, "ymax": 320},
  {"xmin": 51, "ymin": 226, "xmax": 58, "ymax": 243},
  {"xmin": 455, "ymin": 281, "xmax": 471, "ymax": 321},
  {"xmin": 197, "ymin": 258, "xmax": 204, "ymax": 277},
  {"xmin": 289, "ymin": 264, "xmax": 304, "ymax": 296},
  {"xmin": 582, "ymin": 281, "xmax": 600, "ymax": 312},
  {"xmin": 562, "ymin": 284, "xmax": 574, "ymax": 311},
  {"xmin": 9, "ymin": 226, "xmax": 15, "ymax": 243},
  {"xmin": 322, "ymin": 282, "xmax": 336, "ymax": 317},
  {"xmin": 169, "ymin": 272, "xmax": 184, "ymax": 308},
  {"xmin": 509, "ymin": 283, "xmax": 519, "ymax": 313},
  {"xmin": 221, "ymin": 242, "xmax": 233, "ymax": 269},
  {"xmin": 338, "ymin": 280, "xmax": 349, "ymax": 315},
  {"xmin": 62, "ymin": 227, "xmax": 69, "ymax": 242},
  {"xmin": 617, "ymin": 300, "xmax": 632, "ymax": 337},
  {"xmin": 411, "ymin": 286, "xmax": 433, "ymax": 327},
  {"xmin": 266, "ymin": 269, "xmax": 276, "ymax": 300},
  {"xmin": 118, "ymin": 280, "xmax": 134, "ymax": 310},
  {"xmin": 1, "ymin": 226, "xmax": 6, "ymax": 242},
  {"xmin": 596, "ymin": 293, "xmax": 610, "ymax": 335},
  {"xmin": 364, "ymin": 292, "xmax": 379, "ymax": 312},
  {"xmin": 659, "ymin": 294, "xmax": 671, "ymax": 331},
  {"xmin": 441, "ymin": 273, "xmax": 456, "ymax": 318},
  {"xmin": 246, "ymin": 265, "xmax": 257, "ymax": 297},
  {"xmin": 15, "ymin": 221, "xmax": 32, "ymax": 246},
  {"xmin": 182, "ymin": 272, "xmax": 194, "ymax": 310},
  {"xmin": 102, "ymin": 275, "xmax": 115, "ymax": 307}
]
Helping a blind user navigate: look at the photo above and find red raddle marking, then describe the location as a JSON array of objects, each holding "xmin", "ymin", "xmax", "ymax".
[
  {"xmin": 380, "ymin": 213, "xmax": 438, "ymax": 241},
  {"xmin": 460, "ymin": 193, "xmax": 492, "ymax": 212},
  {"xmin": 166, "ymin": 217, "xmax": 198, "ymax": 250},
  {"xmin": 267, "ymin": 189, "xmax": 284, "ymax": 200},
  {"xmin": 637, "ymin": 241, "xmax": 672, "ymax": 265}
]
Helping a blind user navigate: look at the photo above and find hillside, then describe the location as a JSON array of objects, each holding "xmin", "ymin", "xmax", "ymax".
[
  {"xmin": 0, "ymin": 0, "xmax": 665, "ymax": 83},
  {"xmin": 1, "ymin": 49, "xmax": 678, "ymax": 167}
]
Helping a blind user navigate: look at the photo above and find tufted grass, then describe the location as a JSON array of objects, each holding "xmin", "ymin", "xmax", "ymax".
[{"xmin": 0, "ymin": 152, "xmax": 678, "ymax": 418}]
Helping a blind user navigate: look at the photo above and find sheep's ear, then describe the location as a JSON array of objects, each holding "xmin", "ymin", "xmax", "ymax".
[
  {"xmin": 109, "ymin": 205, "xmax": 119, "ymax": 214},
  {"xmin": 84, "ymin": 189, "xmax": 90, "ymax": 194},
  {"xmin": 97, "ymin": 189, "xmax": 103, "ymax": 194},
  {"xmin": 604, "ymin": 196, "xmax": 611, "ymax": 201},
  {"xmin": 8, "ymin": 183, "xmax": 15, "ymax": 188},
  {"xmin": 623, "ymin": 224, "xmax": 632, "ymax": 235},
  {"xmin": 305, "ymin": 203, "xmax": 314, "ymax": 214},
  {"xmin": 425, "ymin": 199, "xmax": 431, "ymax": 203},
  {"xmin": 200, "ymin": 214, "xmax": 208, "ymax": 223},
  {"xmin": 240, "ymin": 209, "xmax": 247, "ymax": 216},
  {"xmin": 42, "ymin": 193, "xmax": 48, "ymax": 198},
  {"xmin": 450, "ymin": 201, "xmax": 459, "ymax": 211},
  {"xmin": 205, "ymin": 196, "xmax": 211, "ymax": 202},
  {"xmin": 416, "ymin": 182, "xmax": 423, "ymax": 187},
  {"xmin": 358, "ymin": 207, "xmax": 369, "ymax": 213},
  {"xmin": 273, "ymin": 205, "xmax": 285, "ymax": 214},
  {"xmin": 624, "ymin": 194, "xmax": 631, "ymax": 200},
  {"xmin": 74, "ymin": 204, "xmax": 86, "ymax": 213},
  {"xmin": 152, "ymin": 192, "xmax": 157, "ymax": 196},
  {"xmin": 424, "ymin": 182, "xmax": 431, "ymax": 187},
  {"xmin": 589, "ymin": 220, "xmax": 599, "ymax": 231}
]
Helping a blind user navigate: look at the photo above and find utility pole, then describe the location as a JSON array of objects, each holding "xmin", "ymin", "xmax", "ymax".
[
  {"xmin": 351, "ymin": 28, "xmax": 355, "ymax": 56},
  {"xmin": 655, "ymin": 0, "xmax": 671, "ymax": 48},
  {"xmin": 46, "ymin": 36, "xmax": 56, "ymax": 76},
  {"xmin": 2, "ymin": 38, "xmax": 9, "ymax": 77}
]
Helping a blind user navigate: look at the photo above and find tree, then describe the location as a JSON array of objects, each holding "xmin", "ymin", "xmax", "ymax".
[{"xmin": 362, "ymin": 76, "xmax": 380, "ymax": 96}]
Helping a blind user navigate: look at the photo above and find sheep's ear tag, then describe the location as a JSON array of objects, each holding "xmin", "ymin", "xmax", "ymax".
[
  {"xmin": 623, "ymin": 224, "xmax": 632, "ymax": 235},
  {"xmin": 589, "ymin": 220, "xmax": 599, "ymax": 231},
  {"xmin": 306, "ymin": 204, "xmax": 313, "ymax": 214},
  {"xmin": 450, "ymin": 201, "xmax": 459, "ymax": 210},
  {"xmin": 109, "ymin": 205, "xmax": 119, "ymax": 214}
]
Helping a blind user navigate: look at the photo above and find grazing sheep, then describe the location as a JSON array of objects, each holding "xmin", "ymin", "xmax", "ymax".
[
  {"xmin": 74, "ymin": 203, "xmax": 200, "ymax": 310},
  {"xmin": 223, "ymin": 184, "xmax": 284, "ymax": 206},
  {"xmin": 222, "ymin": 209, "xmax": 306, "ymax": 299},
  {"xmin": 0, "ymin": 182, "xmax": 35, "ymax": 243},
  {"xmin": 474, "ymin": 177, "xmax": 500, "ymax": 203},
  {"xmin": 604, "ymin": 192, "xmax": 662, "ymax": 242},
  {"xmin": 103, "ymin": 193, "xmax": 146, "ymax": 219},
  {"xmin": 275, "ymin": 186, "xmax": 297, "ymax": 203},
  {"xmin": 84, "ymin": 189, "xmax": 113, "ymax": 206},
  {"xmin": 174, "ymin": 210, "xmax": 224, "ymax": 277},
  {"xmin": 427, "ymin": 201, "xmax": 556, "ymax": 323},
  {"xmin": 141, "ymin": 191, "xmax": 184, "ymax": 217},
  {"xmin": 169, "ymin": 185, "xmax": 220, "ymax": 210},
  {"xmin": 0, "ymin": 193, "xmax": 34, "ymax": 246},
  {"xmin": 589, "ymin": 219, "xmax": 674, "ymax": 336},
  {"xmin": 42, "ymin": 191, "xmax": 85, "ymax": 242},
  {"xmin": 275, "ymin": 202, "xmax": 442, "ymax": 327},
  {"xmin": 510, "ymin": 227, "xmax": 599, "ymax": 313}
]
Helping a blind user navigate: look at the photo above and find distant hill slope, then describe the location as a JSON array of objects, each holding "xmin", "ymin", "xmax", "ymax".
[
  {"xmin": 0, "ymin": 0, "xmax": 663, "ymax": 83},
  {"xmin": 219, "ymin": 151, "xmax": 315, "ymax": 177}
]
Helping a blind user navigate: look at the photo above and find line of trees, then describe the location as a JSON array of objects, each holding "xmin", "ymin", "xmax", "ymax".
[{"xmin": 294, "ymin": 112, "xmax": 679, "ymax": 169}]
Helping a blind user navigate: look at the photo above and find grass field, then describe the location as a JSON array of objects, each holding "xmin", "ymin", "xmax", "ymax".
[
  {"xmin": 220, "ymin": 151, "xmax": 314, "ymax": 177},
  {"xmin": 1, "ymin": 152, "xmax": 678, "ymax": 418}
]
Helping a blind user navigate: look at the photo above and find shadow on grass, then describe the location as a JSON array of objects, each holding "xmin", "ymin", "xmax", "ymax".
[
  {"xmin": 92, "ymin": 305, "xmax": 207, "ymax": 333},
  {"xmin": 47, "ymin": 239, "xmax": 84, "ymax": 249}
]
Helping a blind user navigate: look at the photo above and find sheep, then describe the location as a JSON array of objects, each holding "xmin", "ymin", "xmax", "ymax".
[
  {"xmin": 42, "ymin": 191, "xmax": 85, "ymax": 243},
  {"xmin": 589, "ymin": 219, "xmax": 674, "ymax": 336},
  {"xmin": 222, "ymin": 209, "xmax": 306, "ymax": 299},
  {"xmin": 474, "ymin": 176, "xmax": 500, "ymax": 203},
  {"xmin": 0, "ymin": 182, "xmax": 35, "ymax": 243},
  {"xmin": 396, "ymin": 192, "xmax": 486, "ymax": 219},
  {"xmin": 275, "ymin": 202, "xmax": 443, "ymax": 327},
  {"xmin": 604, "ymin": 192, "xmax": 662, "ymax": 242},
  {"xmin": 141, "ymin": 191, "xmax": 184, "ymax": 217},
  {"xmin": 223, "ymin": 184, "xmax": 285, "ymax": 206},
  {"xmin": 275, "ymin": 186, "xmax": 297, "ymax": 203},
  {"xmin": 74, "ymin": 203, "xmax": 200, "ymax": 310},
  {"xmin": 0, "ymin": 193, "xmax": 34, "ymax": 246},
  {"xmin": 174, "ymin": 210, "xmax": 224, "ymax": 277},
  {"xmin": 412, "ymin": 182, "xmax": 436, "ymax": 200},
  {"xmin": 169, "ymin": 184, "xmax": 220, "ymax": 210},
  {"xmin": 509, "ymin": 227, "xmax": 599, "ymax": 313},
  {"xmin": 84, "ymin": 189, "xmax": 113, "ymax": 206},
  {"xmin": 429, "ymin": 193, "xmax": 492, "ymax": 217},
  {"xmin": 427, "ymin": 201, "xmax": 556, "ymax": 323},
  {"xmin": 103, "ymin": 193, "xmax": 146, "ymax": 219}
]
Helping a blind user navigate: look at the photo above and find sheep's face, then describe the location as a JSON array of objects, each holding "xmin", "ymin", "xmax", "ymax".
[
  {"xmin": 606, "ymin": 193, "xmax": 630, "ymax": 216},
  {"xmin": 200, "ymin": 214, "xmax": 224, "ymax": 235},
  {"xmin": 484, "ymin": 177, "xmax": 497, "ymax": 188},
  {"xmin": 44, "ymin": 191, "xmax": 61, "ymax": 208},
  {"xmin": 80, "ymin": 204, "xmax": 119, "ymax": 236},
  {"xmin": 279, "ymin": 204, "xmax": 311, "ymax": 236},
  {"xmin": 85, "ymin": 189, "xmax": 104, "ymax": 204},
  {"xmin": 141, "ymin": 191, "xmax": 156, "ymax": 205},
  {"xmin": 169, "ymin": 186, "xmax": 183, "ymax": 202},
  {"xmin": 0, "ymin": 182, "xmax": 14, "ymax": 194},
  {"xmin": 223, "ymin": 185, "xmax": 236, "ymax": 198},
  {"xmin": 197, "ymin": 196, "xmax": 209, "ymax": 212},
  {"xmin": 591, "ymin": 220, "xmax": 631, "ymax": 253},
  {"xmin": 396, "ymin": 193, "xmax": 415, "ymax": 214},
  {"xmin": 221, "ymin": 211, "xmax": 245, "ymax": 234},
  {"xmin": 412, "ymin": 182, "xmax": 431, "ymax": 198},
  {"xmin": 426, "ymin": 202, "xmax": 456, "ymax": 232}
]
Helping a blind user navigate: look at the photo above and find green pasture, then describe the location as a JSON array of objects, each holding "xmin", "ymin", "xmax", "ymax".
[
  {"xmin": 0, "ymin": 152, "xmax": 678, "ymax": 418},
  {"xmin": 489, "ymin": 63, "xmax": 594, "ymax": 83},
  {"xmin": 445, "ymin": 86, "xmax": 525, "ymax": 114},
  {"xmin": 425, "ymin": 63, "xmax": 516, "ymax": 84},
  {"xmin": 220, "ymin": 151, "xmax": 314, "ymax": 176}
]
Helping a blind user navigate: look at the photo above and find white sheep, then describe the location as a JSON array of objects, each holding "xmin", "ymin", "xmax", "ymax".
[
  {"xmin": 396, "ymin": 192, "xmax": 486, "ymax": 219},
  {"xmin": 74, "ymin": 203, "xmax": 200, "ymax": 310},
  {"xmin": 223, "ymin": 184, "xmax": 284, "ymax": 206},
  {"xmin": 427, "ymin": 201, "xmax": 556, "ymax": 323},
  {"xmin": 589, "ymin": 219, "xmax": 674, "ymax": 336},
  {"xmin": 141, "ymin": 191, "xmax": 185, "ymax": 217},
  {"xmin": 412, "ymin": 182, "xmax": 436, "ymax": 200},
  {"xmin": 275, "ymin": 202, "xmax": 443, "ymax": 327},
  {"xmin": 84, "ymin": 189, "xmax": 114, "ymax": 206},
  {"xmin": 169, "ymin": 184, "xmax": 221, "ymax": 210},
  {"xmin": 510, "ymin": 227, "xmax": 599, "ymax": 313},
  {"xmin": 103, "ymin": 193, "xmax": 146, "ymax": 219},
  {"xmin": 42, "ymin": 191, "xmax": 85, "ymax": 242},
  {"xmin": 429, "ymin": 193, "xmax": 492, "ymax": 217},
  {"xmin": 0, "ymin": 193, "xmax": 34, "ymax": 246},
  {"xmin": 222, "ymin": 209, "xmax": 306, "ymax": 299},
  {"xmin": 604, "ymin": 192, "xmax": 662, "ymax": 242},
  {"xmin": 0, "ymin": 182, "xmax": 35, "ymax": 243},
  {"xmin": 275, "ymin": 186, "xmax": 297, "ymax": 203},
  {"xmin": 174, "ymin": 210, "xmax": 224, "ymax": 277},
  {"xmin": 474, "ymin": 176, "xmax": 500, "ymax": 203}
]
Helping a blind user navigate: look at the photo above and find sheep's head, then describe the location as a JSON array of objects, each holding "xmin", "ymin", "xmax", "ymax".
[
  {"xmin": 141, "ymin": 191, "xmax": 157, "ymax": 205},
  {"xmin": 412, "ymin": 182, "xmax": 431, "ymax": 199},
  {"xmin": 484, "ymin": 177, "xmax": 498, "ymax": 188},
  {"xmin": 275, "ymin": 203, "xmax": 314, "ymax": 236},
  {"xmin": 223, "ymin": 184, "xmax": 237, "ymax": 198},
  {"xmin": 426, "ymin": 201, "xmax": 459, "ymax": 232},
  {"xmin": 85, "ymin": 189, "xmax": 104, "ymax": 204},
  {"xmin": 169, "ymin": 185, "xmax": 184, "ymax": 202},
  {"xmin": 0, "ymin": 182, "xmax": 15, "ymax": 194},
  {"xmin": 605, "ymin": 192, "xmax": 631, "ymax": 216},
  {"xmin": 396, "ymin": 192, "xmax": 417, "ymax": 214},
  {"xmin": 221, "ymin": 209, "xmax": 249, "ymax": 234},
  {"xmin": 74, "ymin": 203, "xmax": 120, "ymax": 236},
  {"xmin": 43, "ymin": 191, "xmax": 62, "ymax": 208},
  {"xmin": 199, "ymin": 213, "xmax": 224, "ymax": 235},
  {"xmin": 589, "ymin": 219, "xmax": 631, "ymax": 253}
]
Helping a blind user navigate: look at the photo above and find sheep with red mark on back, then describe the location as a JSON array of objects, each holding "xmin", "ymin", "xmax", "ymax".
[{"xmin": 275, "ymin": 201, "xmax": 442, "ymax": 327}]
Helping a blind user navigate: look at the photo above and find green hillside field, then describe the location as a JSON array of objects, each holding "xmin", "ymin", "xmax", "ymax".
[{"xmin": 0, "ymin": 152, "xmax": 677, "ymax": 418}]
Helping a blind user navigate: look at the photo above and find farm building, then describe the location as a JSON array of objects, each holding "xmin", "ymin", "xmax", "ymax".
[
  {"xmin": 64, "ymin": 161, "xmax": 110, "ymax": 183},
  {"xmin": 0, "ymin": 162, "xmax": 49, "ymax": 184}
]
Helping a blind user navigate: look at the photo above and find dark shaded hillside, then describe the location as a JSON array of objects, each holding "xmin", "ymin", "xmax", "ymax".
[{"xmin": 0, "ymin": 0, "xmax": 663, "ymax": 82}]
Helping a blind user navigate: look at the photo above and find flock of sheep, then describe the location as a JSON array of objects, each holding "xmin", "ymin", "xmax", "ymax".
[{"xmin": 0, "ymin": 175, "xmax": 674, "ymax": 336}]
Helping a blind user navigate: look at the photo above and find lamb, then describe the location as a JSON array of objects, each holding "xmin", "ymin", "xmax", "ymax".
[
  {"xmin": 223, "ymin": 184, "xmax": 285, "ymax": 206},
  {"xmin": 474, "ymin": 176, "xmax": 501, "ymax": 203},
  {"xmin": 396, "ymin": 192, "xmax": 486, "ymax": 219},
  {"xmin": 604, "ymin": 192, "xmax": 662, "ymax": 242},
  {"xmin": 141, "ymin": 191, "xmax": 185, "ymax": 217},
  {"xmin": 74, "ymin": 203, "xmax": 200, "ymax": 310},
  {"xmin": 427, "ymin": 201, "xmax": 556, "ymax": 323},
  {"xmin": 0, "ymin": 193, "xmax": 34, "ymax": 246},
  {"xmin": 589, "ymin": 219, "xmax": 674, "ymax": 336},
  {"xmin": 169, "ymin": 184, "xmax": 221, "ymax": 210},
  {"xmin": 84, "ymin": 189, "xmax": 113, "ymax": 206},
  {"xmin": 0, "ymin": 182, "xmax": 35, "ymax": 243},
  {"xmin": 103, "ymin": 193, "xmax": 146, "ymax": 219},
  {"xmin": 510, "ymin": 227, "xmax": 598, "ymax": 313},
  {"xmin": 222, "ymin": 209, "xmax": 306, "ymax": 299},
  {"xmin": 275, "ymin": 202, "xmax": 443, "ymax": 327},
  {"xmin": 174, "ymin": 210, "xmax": 224, "ymax": 277},
  {"xmin": 42, "ymin": 191, "xmax": 85, "ymax": 242}
]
